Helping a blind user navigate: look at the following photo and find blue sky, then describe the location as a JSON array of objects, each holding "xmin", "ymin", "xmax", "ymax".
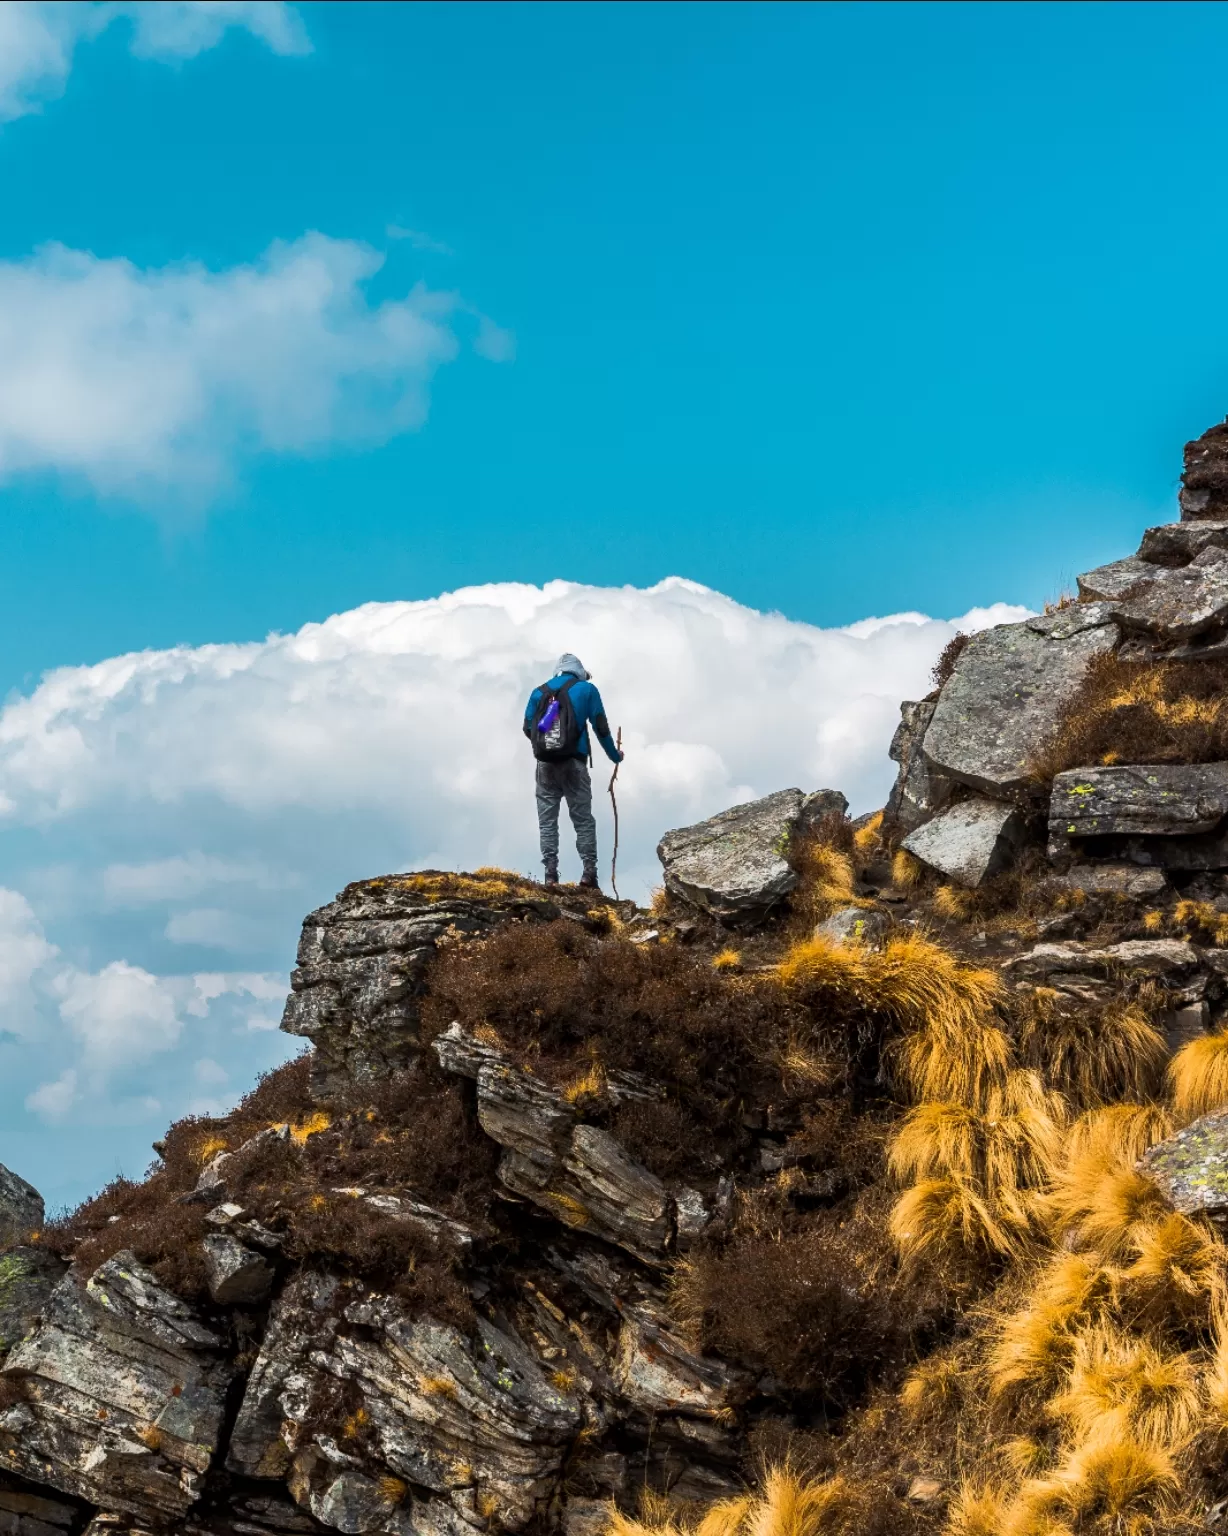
[
  {"xmin": 2, "ymin": 1, "xmax": 1226, "ymax": 693},
  {"xmin": 0, "ymin": 0, "xmax": 1225, "ymax": 1209}
]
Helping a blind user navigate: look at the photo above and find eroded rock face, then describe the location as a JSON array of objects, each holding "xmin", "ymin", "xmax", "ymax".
[
  {"xmin": 1004, "ymin": 937, "xmax": 1202, "ymax": 982},
  {"xmin": 432, "ymin": 1025, "xmax": 672, "ymax": 1263},
  {"xmin": 1139, "ymin": 1109, "xmax": 1228, "ymax": 1221},
  {"xmin": 657, "ymin": 789, "xmax": 804, "ymax": 923},
  {"xmin": 282, "ymin": 877, "xmax": 561, "ymax": 1101},
  {"xmin": 1106, "ymin": 548, "xmax": 1228, "ymax": 642},
  {"xmin": 0, "ymin": 1247, "xmax": 65, "ymax": 1358},
  {"xmin": 0, "ymin": 1166, "xmax": 44, "ymax": 1246},
  {"xmin": 921, "ymin": 615, "xmax": 1118, "ymax": 800},
  {"xmin": 231, "ymin": 1273, "xmax": 583, "ymax": 1534},
  {"xmin": 884, "ymin": 701, "xmax": 951, "ymax": 834},
  {"xmin": 0, "ymin": 1253, "xmax": 231, "ymax": 1523},
  {"xmin": 900, "ymin": 796, "xmax": 1026, "ymax": 888}
]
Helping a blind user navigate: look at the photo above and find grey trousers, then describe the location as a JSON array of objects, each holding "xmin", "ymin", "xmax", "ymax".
[{"xmin": 536, "ymin": 759, "xmax": 597, "ymax": 875}]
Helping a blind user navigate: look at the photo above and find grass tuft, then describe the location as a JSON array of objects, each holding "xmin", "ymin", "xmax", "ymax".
[{"xmin": 1168, "ymin": 1029, "xmax": 1228, "ymax": 1121}]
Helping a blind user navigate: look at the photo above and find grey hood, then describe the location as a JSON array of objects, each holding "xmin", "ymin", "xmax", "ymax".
[{"xmin": 555, "ymin": 653, "xmax": 591, "ymax": 680}]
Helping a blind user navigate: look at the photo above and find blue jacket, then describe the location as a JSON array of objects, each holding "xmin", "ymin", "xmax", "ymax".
[{"xmin": 524, "ymin": 674, "xmax": 621, "ymax": 764}]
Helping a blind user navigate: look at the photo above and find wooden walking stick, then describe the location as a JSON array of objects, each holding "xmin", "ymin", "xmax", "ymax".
[{"xmin": 608, "ymin": 727, "xmax": 622, "ymax": 899}]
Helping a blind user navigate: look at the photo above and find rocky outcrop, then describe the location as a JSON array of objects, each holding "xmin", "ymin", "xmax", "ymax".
[
  {"xmin": 0, "ymin": 1253, "xmax": 231, "ymax": 1523},
  {"xmin": 656, "ymin": 789, "xmax": 804, "ymax": 923},
  {"xmin": 1049, "ymin": 764, "xmax": 1228, "ymax": 871},
  {"xmin": 282, "ymin": 877, "xmax": 566, "ymax": 1101},
  {"xmin": 900, "ymin": 796, "xmax": 1026, "ymax": 888},
  {"xmin": 920, "ymin": 610, "xmax": 1118, "ymax": 800},
  {"xmin": 1181, "ymin": 418, "xmax": 1228, "ymax": 521}
]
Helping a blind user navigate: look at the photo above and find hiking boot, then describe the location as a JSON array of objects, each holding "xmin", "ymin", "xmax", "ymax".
[
  {"xmin": 579, "ymin": 869, "xmax": 600, "ymax": 891},
  {"xmin": 543, "ymin": 864, "xmax": 560, "ymax": 888}
]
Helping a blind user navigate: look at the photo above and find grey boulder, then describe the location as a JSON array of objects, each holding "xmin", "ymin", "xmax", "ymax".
[
  {"xmin": 814, "ymin": 906, "xmax": 889, "ymax": 947},
  {"xmin": 901, "ymin": 796, "xmax": 1026, "ymax": 888},
  {"xmin": 0, "ymin": 1165, "xmax": 43, "ymax": 1246},
  {"xmin": 1051, "ymin": 763, "xmax": 1228, "ymax": 839},
  {"xmin": 921, "ymin": 614, "xmax": 1118, "ymax": 799},
  {"xmin": 1139, "ymin": 1109, "xmax": 1228, "ymax": 1222},
  {"xmin": 1076, "ymin": 556, "xmax": 1155, "ymax": 603},
  {"xmin": 1049, "ymin": 863, "xmax": 1168, "ymax": 899},
  {"xmin": 1004, "ymin": 937, "xmax": 1201, "ymax": 982},
  {"xmin": 796, "ymin": 788, "xmax": 849, "ymax": 833},
  {"xmin": 1049, "ymin": 763, "xmax": 1228, "ymax": 870},
  {"xmin": 885, "ymin": 701, "xmax": 952, "ymax": 833},
  {"xmin": 201, "ymin": 1233, "xmax": 274, "ymax": 1305},
  {"xmin": 657, "ymin": 788, "xmax": 804, "ymax": 923}
]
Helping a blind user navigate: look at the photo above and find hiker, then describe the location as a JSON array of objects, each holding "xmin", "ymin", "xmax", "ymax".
[{"xmin": 524, "ymin": 653, "xmax": 624, "ymax": 889}]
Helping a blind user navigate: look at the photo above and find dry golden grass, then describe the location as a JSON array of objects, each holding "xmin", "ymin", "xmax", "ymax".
[
  {"xmin": 945, "ymin": 1483, "xmax": 1007, "ymax": 1536},
  {"xmin": 897, "ymin": 1021, "xmax": 1013, "ymax": 1111},
  {"xmin": 289, "ymin": 1111, "xmax": 331, "ymax": 1145},
  {"xmin": 1168, "ymin": 1029, "xmax": 1228, "ymax": 1121},
  {"xmin": 1015, "ymin": 994, "xmax": 1165, "ymax": 1109},
  {"xmin": 988, "ymin": 1253, "xmax": 1116, "ymax": 1404},
  {"xmin": 1028, "ymin": 651, "xmax": 1228, "ymax": 781},
  {"xmin": 1061, "ymin": 1104, "xmax": 1174, "ymax": 1169},
  {"xmin": 1003, "ymin": 1432, "xmax": 1178, "ymax": 1534},
  {"xmin": 901, "ymin": 1353, "xmax": 964, "ymax": 1420},
  {"xmin": 933, "ymin": 885, "xmax": 974, "ymax": 920},
  {"xmin": 890, "ymin": 1174, "xmax": 1033, "ymax": 1265},
  {"xmin": 604, "ymin": 1468, "xmax": 860, "ymax": 1536},
  {"xmin": 712, "ymin": 948, "xmax": 742, "ymax": 972},
  {"xmin": 1170, "ymin": 897, "xmax": 1228, "ymax": 948},
  {"xmin": 892, "ymin": 849, "xmax": 924, "ymax": 888},
  {"xmin": 398, "ymin": 868, "xmax": 541, "ymax": 902},
  {"xmin": 1048, "ymin": 1325, "xmax": 1200, "ymax": 1450},
  {"xmin": 1118, "ymin": 1212, "xmax": 1224, "ymax": 1322},
  {"xmin": 853, "ymin": 810, "xmax": 883, "ymax": 858},
  {"xmin": 889, "ymin": 1072, "xmax": 1063, "ymax": 1197},
  {"xmin": 1204, "ymin": 1293, "xmax": 1228, "ymax": 1428}
]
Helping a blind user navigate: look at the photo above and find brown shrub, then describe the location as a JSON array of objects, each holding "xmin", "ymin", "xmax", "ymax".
[
  {"xmin": 931, "ymin": 633, "xmax": 969, "ymax": 691},
  {"xmin": 281, "ymin": 1192, "xmax": 472, "ymax": 1327},
  {"xmin": 1029, "ymin": 651, "xmax": 1228, "ymax": 782},
  {"xmin": 673, "ymin": 1193, "xmax": 947, "ymax": 1400},
  {"xmin": 420, "ymin": 922, "xmax": 806, "ymax": 1174}
]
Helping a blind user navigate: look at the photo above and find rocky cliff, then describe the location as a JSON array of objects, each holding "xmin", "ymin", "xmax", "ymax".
[{"xmin": 12, "ymin": 421, "xmax": 1228, "ymax": 1535}]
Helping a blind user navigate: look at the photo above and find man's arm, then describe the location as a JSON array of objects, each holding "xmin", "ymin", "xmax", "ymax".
[
  {"xmin": 523, "ymin": 687, "xmax": 541, "ymax": 738},
  {"xmin": 587, "ymin": 687, "xmax": 623, "ymax": 763}
]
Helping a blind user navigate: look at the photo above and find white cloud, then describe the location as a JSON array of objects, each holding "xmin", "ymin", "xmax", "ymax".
[
  {"xmin": 0, "ymin": 2, "xmax": 308, "ymax": 122},
  {"xmin": 0, "ymin": 888, "xmax": 58, "ymax": 1033},
  {"xmin": 103, "ymin": 852, "xmax": 286, "ymax": 905},
  {"xmin": 0, "ymin": 235, "xmax": 501, "ymax": 498},
  {"xmin": 54, "ymin": 958, "xmax": 182, "ymax": 1067},
  {"xmin": 165, "ymin": 906, "xmax": 252, "ymax": 948}
]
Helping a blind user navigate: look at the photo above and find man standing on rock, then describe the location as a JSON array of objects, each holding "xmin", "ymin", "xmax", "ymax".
[{"xmin": 524, "ymin": 653, "xmax": 624, "ymax": 889}]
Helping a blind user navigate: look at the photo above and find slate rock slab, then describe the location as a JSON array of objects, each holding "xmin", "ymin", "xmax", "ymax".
[
  {"xmin": 900, "ymin": 796, "xmax": 1026, "ymax": 888},
  {"xmin": 1107, "ymin": 547, "xmax": 1228, "ymax": 641},
  {"xmin": 885, "ymin": 700, "xmax": 952, "ymax": 833},
  {"xmin": 1138, "ymin": 520, "xmax": 1228, "ymax": 565},
  {"xmin": 0, "ymin": 1252, "xmax": 230, "ymax": 1522},
  {"xmin": 1004, "ymin": 937, "xmax": 1201, "ymax": 981},
  {"xmin": 0, "ymin": 1247, "xmax": 65, "ymax": 1358},
  {"xmin": 1051, "ymin": 863, "xmax": 1168, "ymax": 899},
  {"xmin": 657, "ymin": 789, "xmax": 804, "ymax": 923},
  {"xmin": 1050, "ymin": 763, "xmax": 1228, "ymax": 841},
  {"xmin": 921, "ymin": 616, "xmax": 1118, "ymax": 799},
  {"xmin": 0, "ymin": 1165, "xmax": 43, "ymax": 1246},
  {"xmin": 1139, "ymin": 1109, "xmax": 1228, "ymax": 1221},
  {"xmin": 1076, "ymin": 557, "xmax": 1156, "ymax": 603}
]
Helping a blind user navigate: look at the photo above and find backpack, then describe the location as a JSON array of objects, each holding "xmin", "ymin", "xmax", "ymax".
[{"xmin": 529, "ymin": 676, "xmax": 582, "ymax": 762}]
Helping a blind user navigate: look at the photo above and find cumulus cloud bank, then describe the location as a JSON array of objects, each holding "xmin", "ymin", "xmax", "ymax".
[
  {"xmin": 0, "ymin": 577, "xmax": 1028, "ymax": 1207},
  {"xmin": 0, "ymin": 2, "xmax": 308, "ymax": 122},
  {"xmin": 0, "ymin": 235, "xmax": 507, "ymax": 497}
]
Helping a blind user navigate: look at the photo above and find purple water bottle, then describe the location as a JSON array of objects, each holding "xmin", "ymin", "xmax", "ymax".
[{"xmin": 538, "ymin": 698, "xmax": 560, "ymax": 733}]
